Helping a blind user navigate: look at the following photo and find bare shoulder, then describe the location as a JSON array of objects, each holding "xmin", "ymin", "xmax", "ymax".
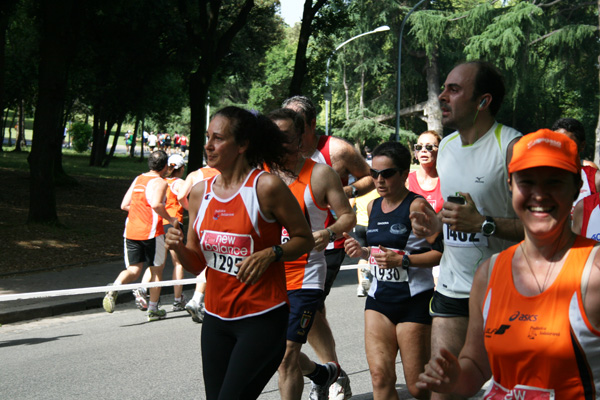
[
  {"xmin": 312, "ymin": 162, "xmax": 338, "ymax": 181},
  {"xmin": 329, "ymin": 136, "xmax": 360, "ymax": 159},
  {"xmin": 327, "ymin": 136, "xmax": 370, "ymax": 177},
  {"xmin": 256, "ymin": 171, "xmax": 287, "ymax": 202}
]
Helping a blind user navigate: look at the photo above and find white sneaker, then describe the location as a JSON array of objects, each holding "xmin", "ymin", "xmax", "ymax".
[
  {"xmin": 356, "ymin": 284, "xmax": 366, "ymax": 297},
  {"xmin": 185, "ymin": 299, "xmax": 204, "ymax": 323},
  {"xmin": 308, "ymin": 362, "xmax": 340, "ymax": 400},
  {"xmin": 329, "ymin": 369, "xmax": 352, "ymax": 400},
  {"xmin": 361, "ymin": 267, "xmax": 372, "ymax": 292}
]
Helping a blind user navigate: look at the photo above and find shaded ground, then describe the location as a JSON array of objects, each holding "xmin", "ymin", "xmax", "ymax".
[{"xmin": 0, "ymin": 166, "xmax": 130, "ymax": 276}]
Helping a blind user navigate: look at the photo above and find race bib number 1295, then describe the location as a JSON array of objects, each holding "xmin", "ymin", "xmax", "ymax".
[{"xmin": 200, "ymin": 230, "xmax": 253, "ymax": 276}]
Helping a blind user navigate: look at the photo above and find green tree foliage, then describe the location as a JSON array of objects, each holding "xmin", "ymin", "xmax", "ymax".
[{"xmin": 70, "ymin": 121, "xmax": 92, "ymax": 153}]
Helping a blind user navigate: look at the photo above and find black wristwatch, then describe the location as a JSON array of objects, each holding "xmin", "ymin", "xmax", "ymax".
[
  {"xmin": 272, "ymin": 245, "xmax": 283, "ymax": 262},
  {"xmin": 349, "ymin": 185, "xmax": 359, "ymax": 198},
  {"xmin": 481, "ymin": 216, "xmax": 496, "ymax": 237},
  {"xmin": 401, "ymin": 254, "xmax": 410, "ymax": 270},
  {"xmin": 326, "ymin": 228, "xmax": 337, "ymax": 243}
]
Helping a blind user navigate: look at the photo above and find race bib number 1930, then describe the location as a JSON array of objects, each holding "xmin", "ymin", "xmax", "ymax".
[
  {"xmin": 369, "ymin": 247, "xmax": 408, "ymax": 283},
  {"xmin": 200, "ymin": 230, "xmax": 253, "ymax": 276}
]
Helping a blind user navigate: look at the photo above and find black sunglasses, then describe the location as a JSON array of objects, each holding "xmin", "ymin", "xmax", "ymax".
[
  {"xmin": 414, "ymin": 144, "xmax": 438, "ymax": 152},
  {"xmin": 370, "ymin": 167, "xmax": 399, "ymax": 179}
]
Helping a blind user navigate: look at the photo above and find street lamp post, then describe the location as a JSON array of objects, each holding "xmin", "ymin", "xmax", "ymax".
[
  {"xmin": 395, "ymin": 0, "xmax": 428, "ymax": 141},
  {"xmin": 325, "ymin": 25, "xmax": 390, "ymax": 135}
]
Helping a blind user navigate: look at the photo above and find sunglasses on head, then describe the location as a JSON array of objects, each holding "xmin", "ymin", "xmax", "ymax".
[
  {"xmin": 370, "ymin": 167, "xmax": 399, "ymax": 179},
  {"xmin": 414, "ymin": 144, "xmax": 438, "ymax": 152}
]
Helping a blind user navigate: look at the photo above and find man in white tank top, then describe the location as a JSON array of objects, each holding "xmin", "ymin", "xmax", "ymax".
[{"xmin": 410, "ymin": 61, "xmax": 523, "ymax": 400}]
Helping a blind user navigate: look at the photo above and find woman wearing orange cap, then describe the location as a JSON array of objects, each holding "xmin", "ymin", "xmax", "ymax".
[{"xmin": 417, "ymin": 129, "xmax": 600, "ymax": 398}]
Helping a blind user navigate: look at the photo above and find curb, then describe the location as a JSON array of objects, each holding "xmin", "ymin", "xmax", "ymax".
[{"xmin": 0, "ymin": 284, "xmax": 195, "ymax": 325}]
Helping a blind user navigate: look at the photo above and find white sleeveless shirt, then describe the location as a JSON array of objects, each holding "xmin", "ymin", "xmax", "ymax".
[{"xmin": 436, "ymin": 122, "xmax": 521, "ymax": 298}]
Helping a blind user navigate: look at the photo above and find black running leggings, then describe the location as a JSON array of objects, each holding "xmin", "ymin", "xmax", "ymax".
[{"xmin": 201, "ymin": 305, "xmax": 288, "ymax": 400}]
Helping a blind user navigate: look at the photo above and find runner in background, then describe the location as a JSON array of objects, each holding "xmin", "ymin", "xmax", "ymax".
[
  {"xmin": 283, "ymin": 95, "xmax": 373, "ymax": 399},
  {"xmin": 103, "ymin": 150, "xmax": 178, "ymax": 321},
  {"xmin": 408, "ymin": 130, "xmax": 444, "ymax": 286}
]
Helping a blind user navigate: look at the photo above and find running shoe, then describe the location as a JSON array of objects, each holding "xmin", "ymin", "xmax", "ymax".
[
  {"xmin": 103, "ymin": 284, "xmax": 118, "ymax": 313},
  {"xmin": 185, "ymin": 298, "xmax": 204, "ymax": 323},
  {"xmin": 356, "ymin": 284, "xmax": 366, "ymax": 297},
  {"xmin": 361, "ymin": 266, "xmax": 372, "ymax": 292},
  {"xmin": 132, "ymin": 287, "xmax": 149, "ymax": 311},
  {"xmin": 308, "ymin": 361, "xmax": 341, "ymax": 400},
  {"xmin": 147, "ymin": 308, "xmax": 167, "ymax": 322},
  {"xmin": 329, "ymin": 369, "xmax": 352, "ymax": 400},
  {"xmin": 172, "ymin": 293, "xmax": 187, "ymax": 312}
]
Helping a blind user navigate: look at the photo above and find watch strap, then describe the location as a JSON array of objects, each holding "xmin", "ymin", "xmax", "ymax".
[{"xmin": 272, "ymin": 245, "xmax": 283, "ymax": 262}]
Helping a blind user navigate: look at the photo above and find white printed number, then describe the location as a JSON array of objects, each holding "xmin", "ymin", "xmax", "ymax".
[{"xmin": 210, "ymin": 254, "xmax": 242, "ymax": 276}]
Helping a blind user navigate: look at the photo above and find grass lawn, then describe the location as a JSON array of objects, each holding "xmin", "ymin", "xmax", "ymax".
[{"xmin": 0, "ymin": 149, "xmax": 151, "ymax": 276}]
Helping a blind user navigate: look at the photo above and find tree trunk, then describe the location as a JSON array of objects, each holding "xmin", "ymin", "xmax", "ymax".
[
  {"xmin": 14, "ymin": 99, "xmax": 25, "ymax": 151},
  {"xmin": 359, "ymin": 63, "xmax": 365, "ymax": 116},
  {"xmin": 343, "ymin": 64, "xmax": 349, "ymax": 120},
  {"xmin": 130, "ymin": 117, "xmax": 140, "ymax": 158},
  {"xmin": 424, "ymin": 52, "xmax": 442, "ymax": 133},
  {"xmin": 28, "ymin": 0, "xmax": 77, "ymax": 224},
  {"xmin": 103, "ymin": 117, "xmax": 123, "ymax": 167},
  {"xmin": 139, "ymin": 118, "xmax": 145, "ymax": 161},
  {"xmin": 90, "ymin": 110, "xmax": 105, "ymax": 166},
  {"xmin": 0, "ymin": 1, "xmax": 14, "ymax": 153},
  {"xmin": 1, "ymin": 107, "xmax": 8, "ymax": 150},
  {"xmin": 188, "ymin": 70, "xmax": 210, "ymax": 172},
  {"xmin": 288, "ymin": 0, "xmax": 327, "ymax": 96}
]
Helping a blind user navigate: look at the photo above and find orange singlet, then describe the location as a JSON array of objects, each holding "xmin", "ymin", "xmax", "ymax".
[
  {"xmin": 124, "ymin": 173, "xmax": 165, "ymax": 240},
  {"xmin": 163, "ymin": 177, "xmax": 184, "ymax": 224},
  {"xmin": 483, "ymin": 236, "xmax": 600, "ymax": 399},
  {"xmin": 193, "ymin": 169, "xmax": 287, "ymax": 320}
]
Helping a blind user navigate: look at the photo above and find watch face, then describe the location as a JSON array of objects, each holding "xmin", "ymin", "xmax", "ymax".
[{"xmin": 483, "ymin": 221, "xmax": 495, "ymax": 235}]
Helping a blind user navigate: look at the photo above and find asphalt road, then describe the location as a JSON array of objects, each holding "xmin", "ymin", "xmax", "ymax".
[{"xmin": 1, "ymin": 267, "xmax": 486, "ymax": 400}]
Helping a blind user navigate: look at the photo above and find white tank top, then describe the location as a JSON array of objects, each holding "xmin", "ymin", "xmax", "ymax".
[{"xmin": 436, "ymin": 122, "xmax": 521, "ymax": 298}]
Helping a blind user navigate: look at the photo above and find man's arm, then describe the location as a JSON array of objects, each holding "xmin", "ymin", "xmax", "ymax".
[
  {"xmin": 329, "ymin": 137, "xmax": 374, "ymax": 198},
  {"xmin": 120, "ymin": 179, "xmax": 136, "ymax": 211},
  {"xmin": 312, "ymin": 163, "xmax": 357, "ymax": 252},
  {"xmin": 149, "ymin": 178, "xmax": 177, "ymax": 224}
]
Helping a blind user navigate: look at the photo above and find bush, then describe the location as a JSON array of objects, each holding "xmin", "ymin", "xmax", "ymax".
[{"xmin": 70, "ymin": 122, "xmax": 92, "ymax": 153}]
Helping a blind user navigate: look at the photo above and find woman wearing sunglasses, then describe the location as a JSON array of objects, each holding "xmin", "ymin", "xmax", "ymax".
[
  {"xmin": 344, "ymin": 141, "xmax": 442, "ymax": 399},
  {"xmin": 408, "ymin": 131, "xmax": 443, "ymax": 213}
]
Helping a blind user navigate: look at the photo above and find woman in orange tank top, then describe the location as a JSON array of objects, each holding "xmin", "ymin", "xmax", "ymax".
[
  {"xmin": 417, "ymin": 129, "xmax": 600, "ymax": 399},
  {"xmin": 165, "ymin": 106, "xmax": 314, "ymax": 400}
]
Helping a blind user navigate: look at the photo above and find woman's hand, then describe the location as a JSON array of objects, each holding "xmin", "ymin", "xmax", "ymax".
[
  {"xmin": 165, "ymin": 225, "xmax": 184, "ymax": 250},
  {"xmin": 343, "ymin": 232, "xmax": 366, "ymax": 259},
  {"xmin": 236, "ymin": 247, "xmax": 275, "ymax": 285},
  {"xmin": 372, "ymin": 245, "xmax": 401, "ymax": 268}
]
